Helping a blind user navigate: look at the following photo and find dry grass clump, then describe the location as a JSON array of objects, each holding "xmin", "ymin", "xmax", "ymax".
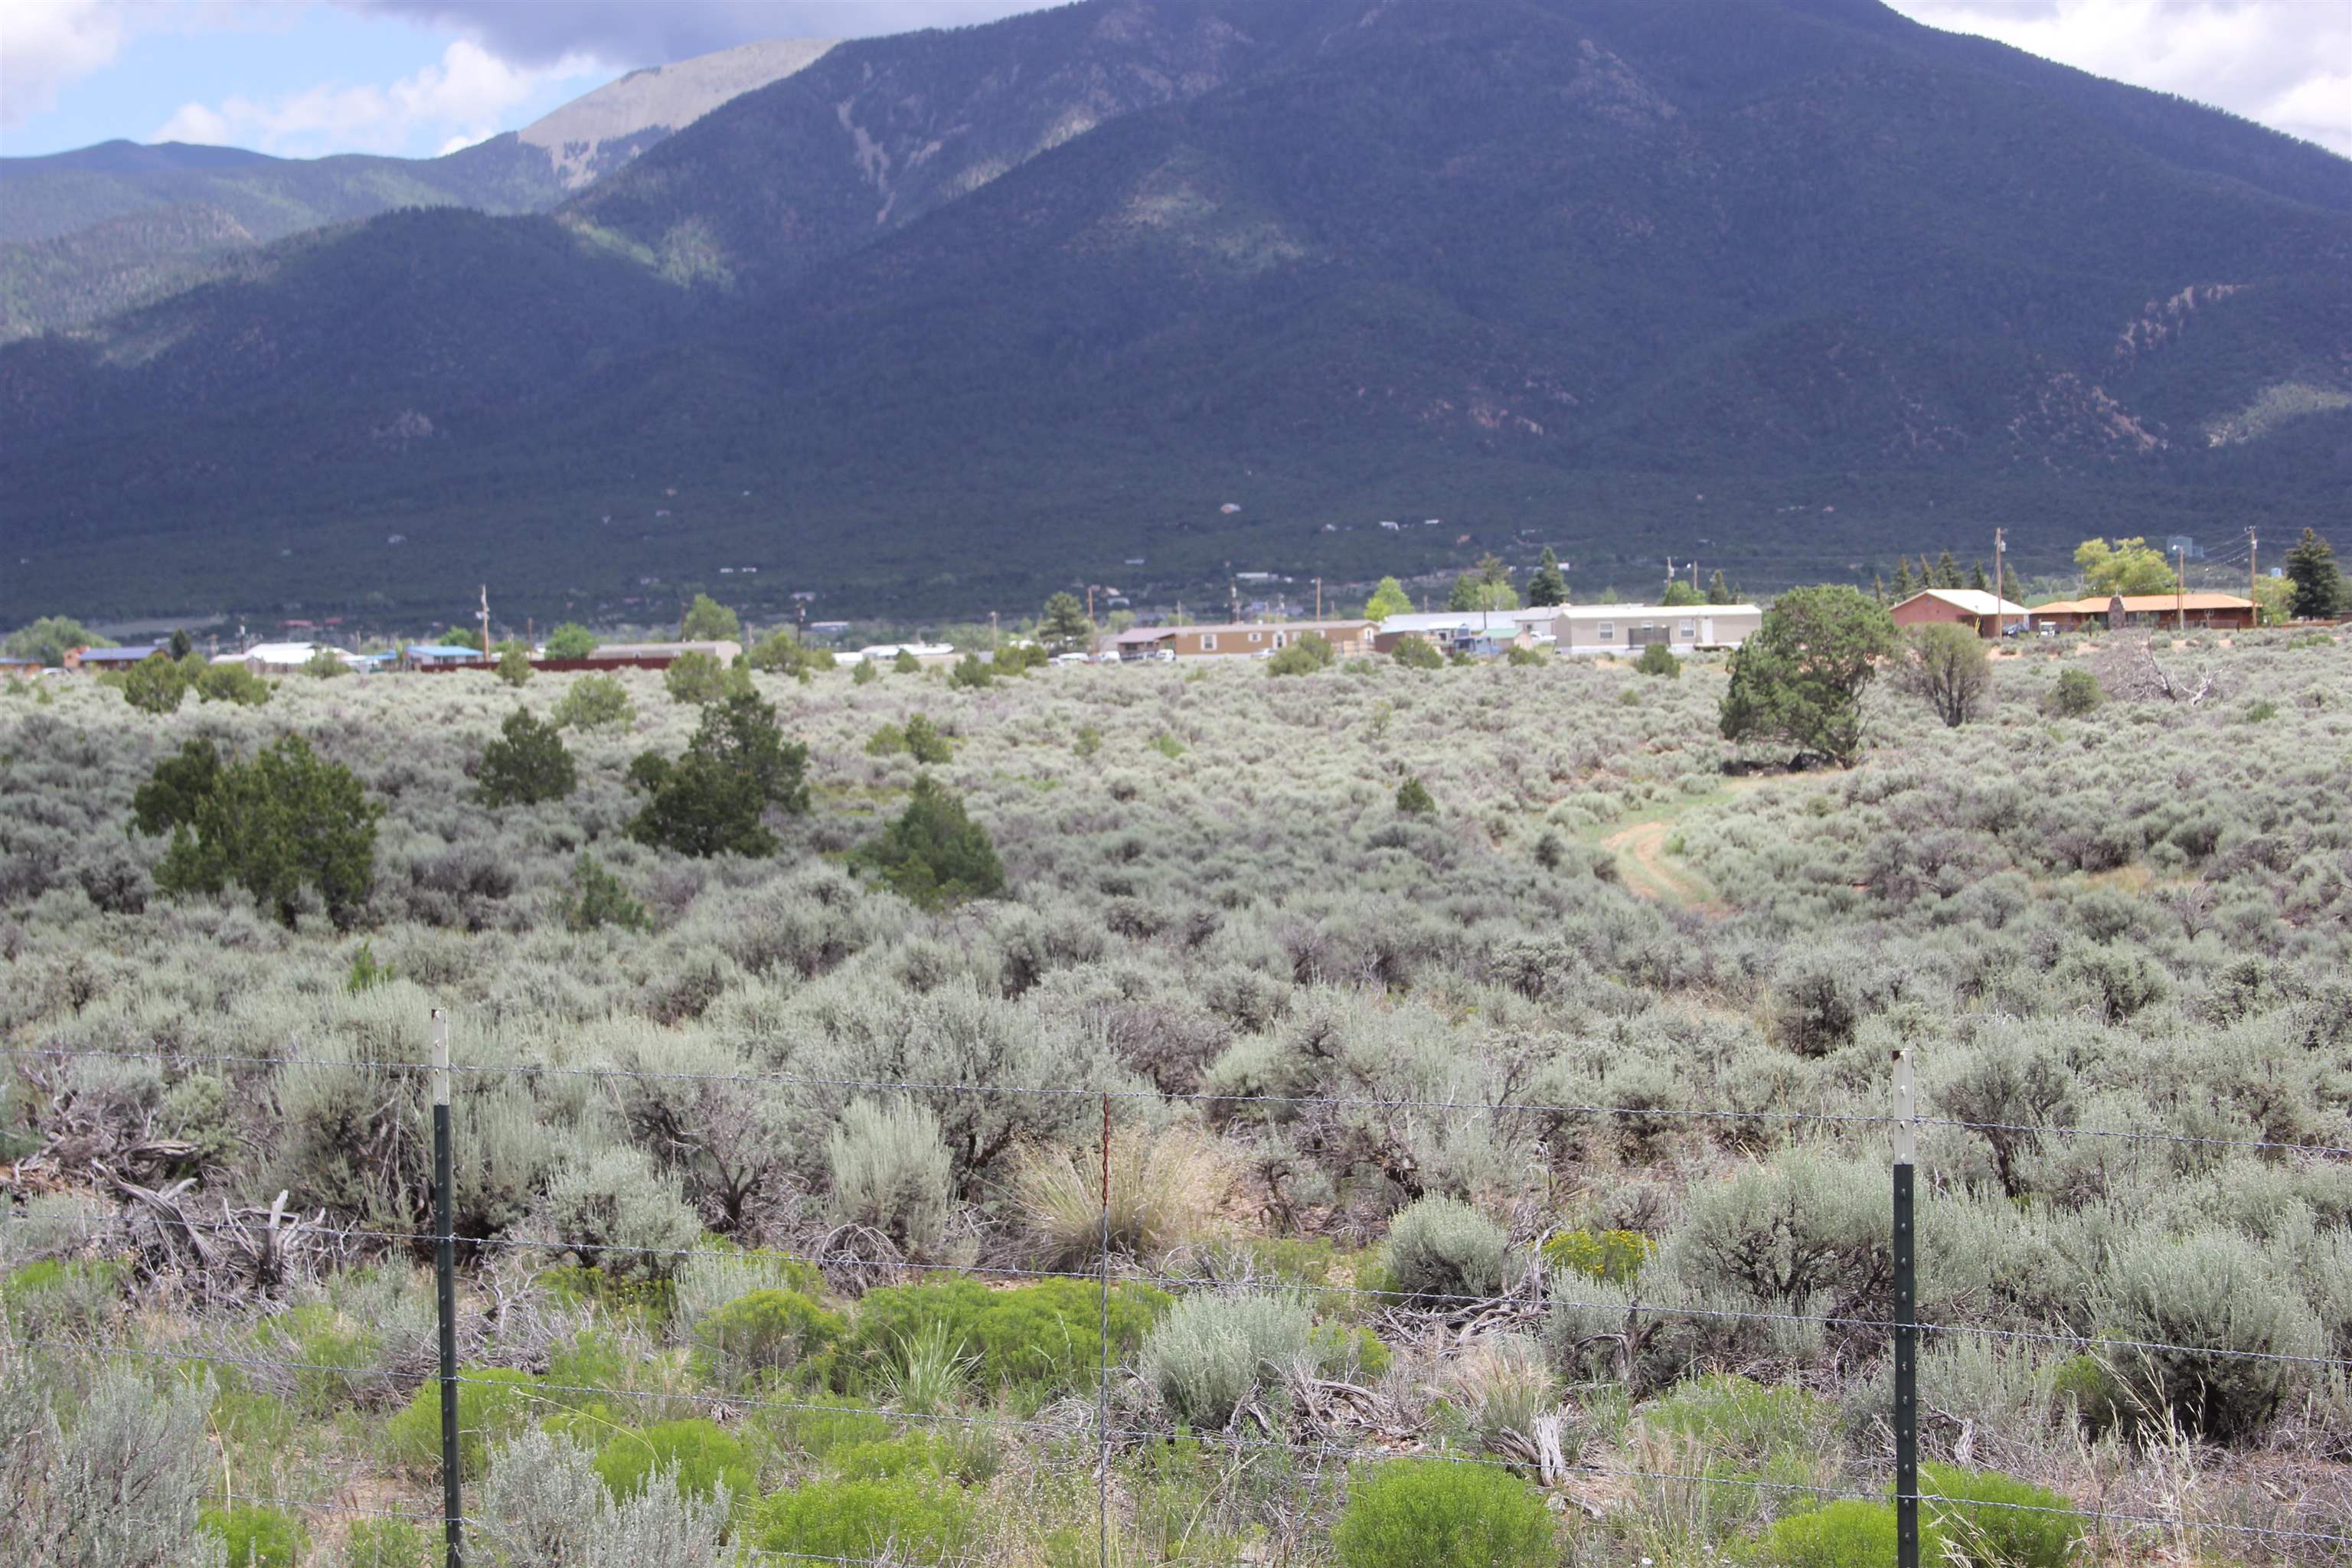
[{"xmin": 1006, "ymin": 1122, "xmax": 1237, "ymax": 1269}]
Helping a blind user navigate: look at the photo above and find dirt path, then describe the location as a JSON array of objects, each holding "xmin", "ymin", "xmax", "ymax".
[
  {"xmin": 1595, "ymin": 774, "xmax": 1792, "ymax": 911},
  {"xmin": 1602, "ymin": 818, "xmax": 1715, "ymax": 907}
]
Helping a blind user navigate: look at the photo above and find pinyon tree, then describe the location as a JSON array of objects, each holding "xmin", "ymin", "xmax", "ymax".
[{"xmin": 1720, "ymin": 585, "xmax": 1899, "ymax": 766}]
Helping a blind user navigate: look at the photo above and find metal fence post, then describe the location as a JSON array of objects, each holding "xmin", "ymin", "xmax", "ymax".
[
  {"xmin": 1098, "ymin": 1090, "xmax": 1112, "ymax": 1568},
  {"xmin": 1892, "ymin": 1048, "xmax": 1919, "ymax": 1568},
  {"xmin": 432, "ymin": 1008, "xmax": 464, "ymax": 1568}
]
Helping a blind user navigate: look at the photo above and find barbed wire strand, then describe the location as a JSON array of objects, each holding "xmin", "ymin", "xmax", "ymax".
[
  {"xmin": 12, "ymin": 1209, "xmax": 2349, "ymax": 1372},
  {"xmin": 8, "ymin": 1043, "xmax": 2347, "ymax": 1157},
  {"xmin": 31, "ymin": 1335, "xmax": 2347, "ymax": 1551}
]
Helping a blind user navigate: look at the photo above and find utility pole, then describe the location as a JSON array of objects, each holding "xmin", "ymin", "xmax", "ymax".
[
  {"xmin": 990, "ymin": 610, "xmax": 999, "ymax": 653},
  {"xmin": 1993, "ymin": 527, "xmax": 2006, "ymax": 639},
  {"xmin": 1314, "ymin": 577, "xmax": 1322, "ymax": 620},
  {"xmin": 2176, "ymin": 545, "xmax": 2187, "ymax": 633},
  {"xmin": 2248, "ymin": 528, "xmax": 2259, "ymax": 617},
  {"xmin": 1228, "ymin": 580, "xmax": 1239, "ymax": 623},
  {"xmin": 478, "ymin": 586, "xmax": 490, "ymax": 662}
]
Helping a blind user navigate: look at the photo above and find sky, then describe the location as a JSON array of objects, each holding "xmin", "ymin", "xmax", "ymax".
[{"xmin": 2, "ymin": 0, "xmax": 2347, "ymax": 162}]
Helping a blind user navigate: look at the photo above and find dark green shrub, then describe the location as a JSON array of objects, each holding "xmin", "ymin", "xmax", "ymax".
[
  {"xmin": 562, "ymin": 852, "xmax": 650, "ymax": 932},
  {"xmin": 200, "ymin": 1504, "xmax": 308, "ymax": 1568},
  {"xmin": 629, "ymin": 691, "xmax": 809, "ymax": 858},
  {"xmin": 753, "ymin": 1475, "xmax": 974, "ymax": 1565},
  {"xmin": 195, "ymin": 662, "xmax": 272, "ymax": 705},
  {"xmin": 386, "ymin": 1367, "xmax": 537, "ymax": 1479},
  {"xmin": 1756, "ymin": 1501, "xmax": 1942, "ymax": 1568},
  {"xmin": 1719, "ymin": 584, "xmax": 1900, "ymax": 766},
  {"xmin": 1395, "ymin": 776, "xmax": 1436, "ymax": 815},
  {"xmin": 1637, "ymin": 642, "xmax": 1681, "ymax": 678},
  {"xmin": 148, "ymin": 735, "xmax": 381, "ymax": 928},
  {"xmin": 893, "ymin": 649, "xmax": 921, "ymax": 674},
  {"xmin": 903, "ymin": 714, "xmax": 954, "ymax": 764},
  {"xmin": 593, "ymin": 1418, "xmax": 755, "ymax": 1504},
  {"xmin": 551, "ymin": 672, "xmax": 634, "ymax": 730},
  {"xmin": 694, "ymin": 1289, "xmax": 844, "ymax": 1384},
  {"xmin": 665, "ymin": 650, "xmax": 739, "ymax": 704},
  {"xmin": 1390, "ymin": 635, "xmax": 1444, "ymax": 669},
  {"xmin": 118, "ymin": 653, "xmax": 192, "ymax": 713},
  {"xmin": 681, "ymin": 593, "xmax": 741, "ymax": 642},
  {"xmin": 948, "ymin": 653, "xmax": 995, "ymax": 689},
  {"xmin": 1266, "ymin": 633, "xmax": 1335, "ymax": 676},
  {"xmin": 1772, "ymin": 956, "xmax": 1860, "ymax": 1056},
  {"xmin": 848, "ymin": 1278, "xmax": 1169, "ymax": 1397},
  {"xmin": 544, "ymin": 622, "xmax": 598, "ymax": 658},
  {"xmin": 2050, "ymin": 1353, "xmax": 2132, "ymax": 1436},
  {"xmin": 851, "ymin": 776, "xmax": 1005, "ymax": 910},
  {"xmin": 1380, "ymin": 1197, "xmax": 1511, "ymax": 1305},
  {"xmin": 495, "ymin": 643, "xmax": 533, "ymax": 686},
  {"xmin": 476, "ymin": 707, "xmax": 576, "ymax": 806},
  {"xmin": 1331, "ymin": 1459, "xmax": 1554, "ymax": 1568},
  {"xmin": 1922, "ymin": 1463, "xmax": 2082, "ymax": 1568},
  {"xmin": 2047, "ymin": 667, "xmax": 2103, "ymax": 716},
  {"xmin": 853, "ymin": 658, "xmax": 880, "ymax": 686}
]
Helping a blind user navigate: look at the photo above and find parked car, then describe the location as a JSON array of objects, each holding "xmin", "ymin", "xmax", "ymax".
[{"xmin": 1050, "ymin": 652, "xmax": 1089, "ymax": 666}]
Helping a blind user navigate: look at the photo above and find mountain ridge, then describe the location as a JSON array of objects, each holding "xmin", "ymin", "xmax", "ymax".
[
  {"xmin": 0, "ymin": 39, "xmax": 838, "ymax": 340},
  {"xmin": 2, "ymin": 0, "xmax": 2345, "ymax": 626}
]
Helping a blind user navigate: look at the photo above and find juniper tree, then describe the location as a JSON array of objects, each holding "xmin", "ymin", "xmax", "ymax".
[{"xmin": 1720, "ymin": 585, "xmax": 1899, "ymax": 766}]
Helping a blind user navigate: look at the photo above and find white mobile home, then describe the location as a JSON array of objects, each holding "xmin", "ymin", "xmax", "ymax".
[{"xmin": 1548, "ymin": 605, "xmax": 1760, "ymax": 656}]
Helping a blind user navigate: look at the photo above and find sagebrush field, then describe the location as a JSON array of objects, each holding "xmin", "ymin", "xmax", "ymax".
[{"xmin": 2, "ymin": 630, "xmax": 2347, "ymax": 1567}]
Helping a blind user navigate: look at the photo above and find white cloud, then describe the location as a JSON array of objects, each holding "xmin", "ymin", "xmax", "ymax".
[
  {"xmin": 2, "ymin": 0, "xmax": 134, "ymax": 128},
  {"xmin": 151, "ymin": 37, "xmax": 603, "ymax": 156},
  {"xmin": 1891, "ymin": 0, "xmax": 2352, "ymax": 154}
]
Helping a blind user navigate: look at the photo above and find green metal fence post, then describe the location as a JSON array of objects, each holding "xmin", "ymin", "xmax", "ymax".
[
  {"xmin": 432, "ymin": 1008, "xmax": 464, "ymax": 1568},
  {"xmin": 1893, "ymin": 1047, "xmax": 1919, "ymax": 1568}
]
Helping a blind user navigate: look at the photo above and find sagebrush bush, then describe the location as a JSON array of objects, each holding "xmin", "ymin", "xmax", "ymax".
[
  {"xmin": 539, "ymin": 1145, "xmax": 703, "ymax": 1282},
  {"xmin": 2099, "ymin": 1228, "xmax": 2325, "ymax": 1440},
  {"xmin": 826, "ymin": 1096, "xmax": 954, "ymax": 1256},
  {"xmin": 1380, "ymin": 1196, "xmax": 1512, "ymax": 1305},
  {"xmin": 1139, "ymin": 1290, "xmax": 1314, "ymax": 1430},
  {"xmin": 0, "ymin": 1364, "xmax": 227, "ymax": 1568},
  {"xmin": 1331, "ymin": 1459, "xmax": 1554, "ymax": 1568}
]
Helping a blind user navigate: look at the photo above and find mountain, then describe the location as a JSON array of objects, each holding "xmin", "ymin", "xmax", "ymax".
[
  {"xmin": 0, "ymin": 40, "xmax": 836, "ymax": 340},
  {"xmin": 3, "ymin": 0, "xmax": 2347, "ymax": 628}
]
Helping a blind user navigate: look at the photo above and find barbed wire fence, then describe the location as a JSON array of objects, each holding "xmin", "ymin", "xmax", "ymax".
[{"xmin": 4, "ymin": 1027, "xmax": 2350, "ymax": 1566}]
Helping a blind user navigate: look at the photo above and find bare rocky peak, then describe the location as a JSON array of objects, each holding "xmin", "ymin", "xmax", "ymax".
[{"xmin": 520, "ymin": 39, "xmax": 838, "ymax": 188}]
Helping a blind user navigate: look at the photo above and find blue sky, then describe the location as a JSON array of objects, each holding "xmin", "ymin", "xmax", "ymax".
[{"xmin": 5, "ymin": 0, "xmax": 2347, "ymax": 162}]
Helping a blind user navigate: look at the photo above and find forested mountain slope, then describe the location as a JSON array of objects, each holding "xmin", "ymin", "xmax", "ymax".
[
  {"xmin": 2, "ymin": 0, "xmax": 2346, "ymax": 625},
  {"xmin": 0, "ymin": 40, "xmax": 835, "ymax": 340}
]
